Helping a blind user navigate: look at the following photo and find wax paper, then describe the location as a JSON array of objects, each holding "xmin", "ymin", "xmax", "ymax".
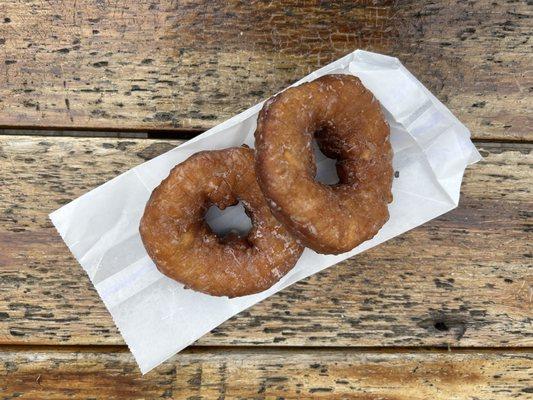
[{"xmin": 50, "ymin": 50, "xmax": 481, "ymax": 373}]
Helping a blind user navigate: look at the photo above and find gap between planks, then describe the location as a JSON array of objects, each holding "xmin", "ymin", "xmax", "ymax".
[
  {"xmin": 1, "ymin": 344, "xmax": 532, "ymax": 355},
  {"xmin": 1, "ymin": 128, "xmax": 533, "ymax": 144},
  {"xmin": 0, "ymin": 128, "xmax": 202, "ymax": 140}
]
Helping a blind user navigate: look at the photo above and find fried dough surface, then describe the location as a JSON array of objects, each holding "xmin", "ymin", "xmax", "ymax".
[
  {"xmin": 255, "ymin": 75, "xmax": 393, "ymax": 254},
  {"xmin": 140, "ymin": 147, "xmax": 303, "ymax": 297}
]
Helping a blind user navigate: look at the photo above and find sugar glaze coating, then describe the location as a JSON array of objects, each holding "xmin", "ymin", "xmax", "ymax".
[
  {"xmin": 254, "ymin": 74, "xmax": 393, "ymax": 254},
  {"xmin": 140, "ymin": 147, "xmax": 303, "ymax": 298}
]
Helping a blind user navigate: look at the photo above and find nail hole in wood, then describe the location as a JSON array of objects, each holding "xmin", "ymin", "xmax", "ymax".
[{"xmin": 434, "ymin": 321, "xmax": 449, "ymax": 331}]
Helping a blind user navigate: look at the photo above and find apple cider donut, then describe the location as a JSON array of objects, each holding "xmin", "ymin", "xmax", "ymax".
[
  {"xmin": 254, "ymin": 74, "xmax": 393, "ymax": 254},
  {"xmin": 140, "ymin": 147, "xmax": 303, "ymax": 298}
]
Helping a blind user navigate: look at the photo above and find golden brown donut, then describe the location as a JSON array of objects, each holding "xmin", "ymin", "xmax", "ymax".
[
  {"xmin": 254, "ymin": 74, "xmax": 393, "ymax": 254},
  {"xmin": 139, "ymin": 147, "xmax": 303, "ymax": 298}
]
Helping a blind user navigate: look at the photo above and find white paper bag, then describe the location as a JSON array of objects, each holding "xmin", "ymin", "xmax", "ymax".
[{"xmin": 50, "ymin": 50, "xmax": 481, "ymax": 373}]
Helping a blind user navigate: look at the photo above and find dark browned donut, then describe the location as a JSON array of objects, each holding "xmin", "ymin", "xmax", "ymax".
[
  {"xmin": 139, "ymin": 147, "xmax": 303, "ymax": 298},
  {"xmin": 254, "ymin": 74, "xmax": 393, "ymax": 254}
]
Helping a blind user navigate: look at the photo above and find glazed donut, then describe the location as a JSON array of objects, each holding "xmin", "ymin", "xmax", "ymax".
[
  {"xmin": 254, "ymin": 74, "xmax": 393, "ymax": 254},
  {"xmin": 140, "ymin": 147, "xmax": 303, "ymax": 298}
]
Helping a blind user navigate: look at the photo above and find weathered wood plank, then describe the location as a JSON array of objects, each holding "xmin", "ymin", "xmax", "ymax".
[
  {"xmin": 1, "ymin": 349, "xmax": 531, "ymax": 399},
  {"xmin": 0, "ymin": 0, "xmax": 530, "ymax": 140},
  {"xmin": 393, "ymin": 0, "xmax": 532, "ymax": 142},
  {"xmin": 0, "ymin": 136, "xmax": 531, "ymax": 347}
]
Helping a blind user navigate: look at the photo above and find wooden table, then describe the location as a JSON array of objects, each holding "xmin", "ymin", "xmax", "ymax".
[{"xmin": 1, "ymin": 1, "xmax": 531, "ymax": 398}]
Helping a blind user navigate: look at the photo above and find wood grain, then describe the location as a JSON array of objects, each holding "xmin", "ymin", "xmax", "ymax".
[
  {"xmin": 1, "ymin": 349, "xmax": 532, "ymax": 399},
  {"xmin": 0, "ymin": 0, "xmax": 530, "ymax": 140},
  {"xmin": 0, "ymin": 136, "xmax": 531, "ymax": 347}
]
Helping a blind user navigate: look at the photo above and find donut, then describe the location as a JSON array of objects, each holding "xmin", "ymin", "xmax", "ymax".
[
  {"xmin": 254, "ymin": 74, "xmax": 393, "ymax": 254},
  {"xmin": 139, "ymin": 147, "xmax": 304, "ymax": 298}
]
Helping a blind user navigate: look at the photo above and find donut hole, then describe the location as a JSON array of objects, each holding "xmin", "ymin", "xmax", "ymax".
[
  {"xmin": 205, "ymin": 201, "xmax": 253, "ymax": 239},
  {"xmin": 312, "ymin": 137, "xmax": 340, "ymax": 185}
]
